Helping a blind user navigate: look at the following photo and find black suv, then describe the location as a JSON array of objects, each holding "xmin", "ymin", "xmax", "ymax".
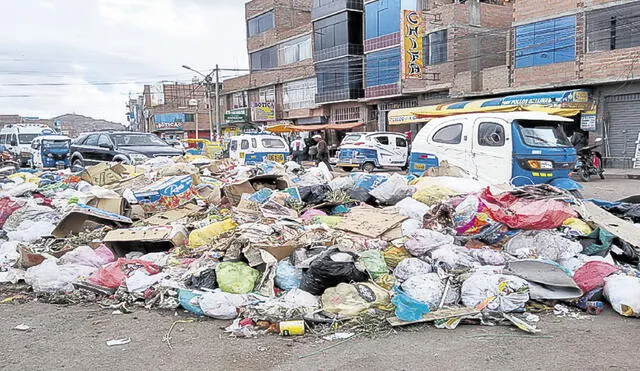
[{"xmin": 70, "ymin": 131, "xmax": 184, "ymax": 167}]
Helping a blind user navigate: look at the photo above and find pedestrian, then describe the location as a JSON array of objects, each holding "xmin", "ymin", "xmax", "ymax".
[
  {"xmin": 313, "ymin": 134, "xmax": 332, "ymax": 171},
  {"xmin": 290, "ymin": 135, "xmax": 306, "ymax": 164}
]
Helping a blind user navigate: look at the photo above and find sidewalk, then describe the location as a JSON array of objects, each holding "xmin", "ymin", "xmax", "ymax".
[{"xmin": 604, "ymin": 168, "xmax": 640, "ymax": 180}]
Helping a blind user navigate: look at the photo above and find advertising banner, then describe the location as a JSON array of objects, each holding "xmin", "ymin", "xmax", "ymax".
[
  {"xmin": 401, "ymin": 10, "xmax": 424, "ymax": 79},
  {"xmin": 251, "ymin": 102, "xmax": 276, "ymax": 122}
]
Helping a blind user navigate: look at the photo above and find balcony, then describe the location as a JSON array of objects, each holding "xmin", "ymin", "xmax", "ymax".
[
  {"xmin": 315, "ymin": 88, "xmax": 364, "ymax": 104},
  {"xmin": 314, "ymin": 44, "xmax": 363, "ymax": 63},
  {"xmin": 312, "ymin": 0, "xmax": 363, "ymax": 21}
]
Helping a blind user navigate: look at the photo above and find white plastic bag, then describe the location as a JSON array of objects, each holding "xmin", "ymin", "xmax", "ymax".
[
  {"xmin": 198, "ymin": 290, "xmax": 248, "ymax": 319},
  {"xmin": 395, "ymin": 197, "xmax": 431, "ymax": 221},
  {"xmin": 369, "ymin": 174, "xmax": 415, "ymax": 205},
  {"xmin": 6, "ymin": 220, "xmax": 55, "ymax": 242},
  {"xmin": 25, "ymin": 259, "xmax": 96, "ymax": 293},
  {"xmin": 0, "ymin": 241, "xmax": 20, "ymax": 267},
  {"xmin": 126, "ymin": 270, "xmax": 167, "ymax": 293},
  {"xmin": 328, "ymin": 176, "xmax": 355, "ymax": 192},
  {"xmin": 401, "ymin": 219, "xmax": 422, "ymax": 237},
  {"xmin": 468, "ymin": 248, "xmax": 506, "ymax": 266},
  {"xmin": 59, "ymin": 246, "xmax": 111, "ymax": 268},
  {"xmin": 505, "ymin": 230, "xmax": 582, "ymax": 262},
  {"xmin": 401, "ymin": 273, "xmax": 446, "ymax": 308},
  {"xmin": 461, "ymin": 272, "xmax": 529, "ymax": 312},
  {"xmin": 604, "ymin": 274, "xmax": 640, "ymax": 317},
  {"xmin": 393, "ymin": 258, "xmax": 432, "ymax": 282},
  {"xmin": 404, "ymin": 229, "xmax": 455, "ymax": 256}
]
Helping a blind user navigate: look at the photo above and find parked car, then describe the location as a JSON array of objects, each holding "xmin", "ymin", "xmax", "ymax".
[{"xmin": 70, "ymin": 131, "xmax": 184, "ymax": 167}]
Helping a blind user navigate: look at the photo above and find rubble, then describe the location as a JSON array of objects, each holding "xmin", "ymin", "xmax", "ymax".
[{"xmin": 0, "ymin": 156, "xmax": 639, "ymax": 343}]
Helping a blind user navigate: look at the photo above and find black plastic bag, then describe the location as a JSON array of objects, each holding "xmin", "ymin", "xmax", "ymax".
[
  {"xmin": 186, "ymin": 268, "xmax": 217, "ymax": 290},
  {"xmin": 299, "ymin": 185, "xmax": 330, "ymax": 205},
  {"xmin": 299, "ymin": 251, "xmax": 368, "ymax": 295},
  {"xmin": 348, "ymin": 188, "xmax": 376, "ymax": 205},
  {"xmin": 610, "ymin": 238, "xmax": 640, "ymax": 266}
]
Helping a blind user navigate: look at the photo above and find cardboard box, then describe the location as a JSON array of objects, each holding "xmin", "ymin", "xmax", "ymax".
[
  {"xmin": 142, "ymin": 203, "xmax": 200, "ymax": 226},
  {"xmin": 82, "ymin": 163, "xmax": 145, "ymax": 187},
  {"xmin": 102, "ymin": 225, "xmax": 187, "ymax": 257},
  {"xmin": 87, "ymin": 197, "xmax": 131, "ymax": 217},
  {"xmin": 133, "ymin": 175, "xmax": 198, "ymax": 213},
  {"xmin": 51, "ymin": 204, "xmax": 133, "ymax": 239}
]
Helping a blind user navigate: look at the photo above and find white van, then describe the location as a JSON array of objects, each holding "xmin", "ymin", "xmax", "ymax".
[
  {"xmin": 228, "ymin": 134, "xmax": 290, "ymax": 165},
  {"xmin": 0, "ymin": 124, "xmax": 55, "ymax": 166},
  {"xmin": 336, "ymin": 132, "xmax": 409, "ymax": 172}
]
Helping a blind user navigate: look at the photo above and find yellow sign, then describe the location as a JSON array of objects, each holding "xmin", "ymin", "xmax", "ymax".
[
  {"xmin": 401, "ymin": 10, "xmax": 424, "ymax": 79},
  {"xmin": 251, "ymin": 102, "xmax": 276, "ymax": 122}
]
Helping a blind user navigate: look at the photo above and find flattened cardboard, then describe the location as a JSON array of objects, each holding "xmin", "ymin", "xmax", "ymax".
[
  {"xmin": 51, "ymin": 204, "xmax": 133, "ymax": 239},
  {"xmin": 224, "ymin": 180, "xmax": 256, "ymax": 206},
  {"xmin": 142, "ymin": 203, "xmax": 200, "ymax": 226},
  {"xmin": 103, "ymin": 225, "xmax": 187, "ymax": 257},
  {"xmin": 335, "ymin": 208, "xmax": 407, "ymax": 238},
  {"xmin": 578, "ymin": 202, "xmax": 640, "ymax": 247},
  {"xmin": 87, "ymin": 197, "xmax": 131, "ymax": 217}
]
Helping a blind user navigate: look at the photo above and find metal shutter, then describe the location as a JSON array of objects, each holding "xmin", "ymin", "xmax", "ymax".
[{"xmin": 604, "ymin": 93, "xmax": 640, "ymax": 168}]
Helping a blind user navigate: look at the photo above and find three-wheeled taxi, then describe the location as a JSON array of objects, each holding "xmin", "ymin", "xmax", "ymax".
[
  {"xmin": 409, "ymin": 112, "xmax": 582, "ymax": 193},
  {"xmin": 30, "ymin": 135, "xmax": 72, "ymax": 169},
  {"xmin": 336, "ymin": 132, "xmax": 409, "ymax": 172},
  {"xmin": 228, "ymin": 134, "xmax": 290, "ymax": 165}
]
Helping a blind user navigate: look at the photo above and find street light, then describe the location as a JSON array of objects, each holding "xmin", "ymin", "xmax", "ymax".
[{"xmin": 181, "ymin": 65, "xmax": 220, "ymax": 141}]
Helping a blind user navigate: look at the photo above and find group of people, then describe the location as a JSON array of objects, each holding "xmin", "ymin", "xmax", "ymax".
[{"xmin": 289, "ymin": 134, "xmax": 331, "ymax": 170}]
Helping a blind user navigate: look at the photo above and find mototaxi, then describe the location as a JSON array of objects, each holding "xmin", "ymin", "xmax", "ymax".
[{"xmin": 29, "ymin": 135, "xmax": 72, "ymax": 169}]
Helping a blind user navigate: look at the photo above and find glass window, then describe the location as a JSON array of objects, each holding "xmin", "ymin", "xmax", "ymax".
[
  {"xmin": 232, "ymin": 92, "xmax": 248, "ymax": 108},
  {"xmin": 478, "ymin": 122, "xmax": 505, "ymax": 147},
  {"xmin": 316, "ymin": 57, "xmax": 363, "ymax": 94},
  {"xmin": 112, "ymin": 134, "xmax": 167, "ymax": 146},
  {"xmin": 184, "ymin": 114, "xmax": 194, "ymax": 122},
  {"xmin": 515, "ymin": 16, "xmax": 576, "ymax": 68},
  {"xmin": 283, "ymin": 78, "xmax": 317, "ymax": 110},
  {"xmin": 84, "ymin": 134, "xmax": 99, "ymax": 146},
  {"xmin": 230, "ymin": 140, "xmax": 238, "ymax": 151},
  {"xmin": 586, "ymin": 3, "xmax": 640, "ymax": 52},
  {"xmin": 432, "ymin": 124, "xmax": 463, "ymax": 144},
  {"xmin": 314, "ymin": 13, "xmax": 349, "ymax": 51},
  {"xmin": 251, "ymin": 138, "xmax": 257, "ymax": 148},
  {"xmin": 0, "ymin": 134, "xmax": 6, "ymax": 144},
  {"xmin": 261, "ymin": 138, "xmax": 285, "ymax": 148},
  {"xmin": 396, "ymin": 137, "xmax": 407, "ymax": 147},
  {"xmin": 342, "ymin": 134, "xmax": 364, "ymax": 144},
  {"xmin": 18, "ymin": 133, "xmax": 39, "ymax": 144},
  {"xmin": 10, "ymin": 134, "xmax": 17, "ymax": 144},
  {"xmin": 278, "ymin": 35, "xmax": 312, "ymax": 65},
  {"xmin": 247, "ymin": 10, "xmax": 274, "ymax": 37},
  {"xmin": 259, "ymin": 86, "xmax": 276, "ymax": 103},
  {"xmin": 424, "ymin": 30, "xmax": 448, "ymax": 65},
  {"xmin": 250, "ymin": 46, "xmax": 278, "ymax": 71},
  {"xmin": 517, "ymin": 121, "xmax": 571, "ymax": 147},
  {"xmin": 374, "ymin": 136, "xmax": 390, "ymax": 145},
  {"xmin": 365, "ymin": 47, "xmax": 401, "ymax": 87},
  {"xmin": 365, "ymin": 0, "xmax": 402, "ymax": 39},
  {"xmin": 98, "ymin": 134, "xmax": 112, "ymax": 147},
  {"xmin": 241, "ymin": 139, "xmax": 249, "ymax": 150}
]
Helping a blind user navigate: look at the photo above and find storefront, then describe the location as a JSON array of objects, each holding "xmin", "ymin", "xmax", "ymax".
[{"xmin": 152, "ymin": 113, "xmax": 186, "ymax": 140}]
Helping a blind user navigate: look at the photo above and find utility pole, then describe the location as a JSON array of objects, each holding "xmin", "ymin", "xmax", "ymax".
[{"xmin": 215, "ymin": 64, "xmax": 221, "ymax": 141}]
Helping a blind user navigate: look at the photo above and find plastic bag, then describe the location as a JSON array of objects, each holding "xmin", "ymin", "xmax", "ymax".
[
  {"xmin": 395, "ymin": 197, "xmax": 430, "ymax": 221},
  {"xmin": 404, "ymin": 229, "xmax": 455, "ymax": 257},
  {"xmin": 88, "ymin": 258, "xmax": 161, "ymax": 289},
  {"xmin": 178, "ymin": 288, "xmax": 204, "ymax": 316},
  {"xmin": 275, "ymin": 260, "xmax": 303, "ymax": 291},
  {"xmin": 383, "ymin": 246, "xmax": 412, "ymax": 268},
  {"xmin": 358, "ymin": 250, "xmax": 388, "ymax": 279},
  {"xmin": 369, "ymin": 174, "xmax": 415, "ymax": 205},
  {"xmin": 198, "ymin": 289, "xmax": 248, "ymax": 319},
  {"xmin": 216, "ymin": 261, "xmax": 260, "ymax": 294},
  {"xmin": 299, "ymin": 251, "xmax": 369, "ymax": 295},
  {"xmin": 375, "ymin": 273, "xmax": 397, "ymax": 290},
  {"xmin": 298, "ymin": 184, "xmax": 330, "ymax": 204},
  {"xmin": 461, "ymin": 273, "xmax": 529, "ymax": 312},
  {"xmin": 328, "ymin": 176, "xmax": 355, "ymax": 192},
  {"xmin": 468, "ymin": 248, "xmax": 505, "ymax": 266},
  {"xmin": 393, "ymin": 258, "xmax": 432, "ymax": 282},
  {"xmin": 126, "ymin": 270, "xmax": 166, "ymax": 293},
  {"xmin": 401, "ymin": 219, "xmax": 422, "ymax": 237},
  {"xmin": 562, "ymin": 217, "xmax": 593, "ymax": 236},
  {"xmin": 573, "ymin": 261, "xmax": 619, "ymax": 293},
  {"xmin": 25, "ymin": 259, "xmax": 96, "ymax": 293},
  {"xmin": 412, "ymin": 186, "xmax": 456, "ymax": 206},
  {"xmin": 392, "ymin": 287, "xmax": 430, "ymax": 322},
  {"xmin": 186, "ymin": 268, "xmax": 218, "ymax": 290},
  {"xmin": 0, "ymin": 197, "xmax": 22, "ymax": 228},
  {"xmin": 321, "ymin": 282, "xmax": 390, "ymax": 316},
  {"xmin": 579, "ymin": 228, "xmax": 615, "ymax": 256},
  {"xmin": 188, "ymin": 218, "xmax": 237, "ymax": 248},
  {"xmin": 412, "ymin": 176, "xmax": 486, "ymax": 194},
  {"xmin": 453, "ymin": 195, "xmax": 492, "ymax": 235},
  {"xmin": 7, "ymin": 220, "xmax": 55, "ymax": 242},
  {"xmin": 59, "ymin": 245, "xmax": 115, "ymax": 268},
  {"xmin": 604, "ymin": 274, "xmax": 640, "ymax": 317},
  {"xmin": 505, "ymin": 230, "xmax": 582, "ymax": 262},
  {"xmin": 300, "ymin": 209, "xmax": 327, "ymax": 223},
  {"xmin": 401, "ymin": 273, "xmax": 456, "ymax": 308}
]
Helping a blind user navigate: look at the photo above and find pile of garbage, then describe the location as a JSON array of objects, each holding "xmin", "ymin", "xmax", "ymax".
[{"xmin": 1, "ymin": 155, "xmax": 639, "ymax": 338}]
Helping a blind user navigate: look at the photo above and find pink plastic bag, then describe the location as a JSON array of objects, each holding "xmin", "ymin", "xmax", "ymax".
[
  {"xmin": 94, "ymin": 244, "xmax": 116, "ymax": 265},
  {"xmin": 88, "ymin": 258, "xmax": 161, "ymax": 289},
  {"xmin": 573, "ymin": 261, "xmax": 620, "ymax": 293}
]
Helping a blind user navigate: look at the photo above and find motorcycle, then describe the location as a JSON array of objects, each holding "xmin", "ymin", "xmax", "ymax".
[{"xmin": 575, "ymin": 137, "xmax": 605, "ymax": 182}]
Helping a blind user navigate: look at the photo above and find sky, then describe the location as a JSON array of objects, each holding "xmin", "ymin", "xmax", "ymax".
[{"xmin": 0, "ymin": 0, "xmax": 249, "ymax": 124}]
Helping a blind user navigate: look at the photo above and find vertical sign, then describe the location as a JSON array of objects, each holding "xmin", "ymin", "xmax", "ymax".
[{"xmin": 401, "ymin": 10, "xmax": 424, "ymax": 79}]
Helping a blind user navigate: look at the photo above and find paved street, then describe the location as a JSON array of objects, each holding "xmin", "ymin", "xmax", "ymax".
[{"xmin": 580, "ymin": 178, "xmax": 639, "ymax": 200}]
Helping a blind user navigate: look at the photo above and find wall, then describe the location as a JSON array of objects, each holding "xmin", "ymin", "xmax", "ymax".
[
  {"xmin": 246, "ymin": 0, "xmax": 312, "ymax": 52},
  {"xmin": 513, "ymin": 0, "xmax": 579, "ymax": 23},
  {"xmin": 582, "ymin": 47, "xmax": 640, "ymax": 82}
]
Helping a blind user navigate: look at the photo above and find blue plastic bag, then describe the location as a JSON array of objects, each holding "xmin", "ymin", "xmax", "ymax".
[
  {"xmin": 392, "ymin": 287, "xmax": 430, "ymax": 322},
  {"xmin": 275, "ymin": 260, "xmax": 302, "ymax": 291},
  {"xmin": 178, "ymin": 288, "xmax": 204, "ymax": 316}
]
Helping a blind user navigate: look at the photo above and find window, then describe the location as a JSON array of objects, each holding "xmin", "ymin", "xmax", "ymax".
[
  {"xmin": 365, "ymin": 47, "xmax": 401, "ymax": 87},
  {"xmin": 241, "ymin": 139, "xmax": 249, "ymax": 150},
  {"xmin": 232, "ymin": 92, "xmax": 248, "ymax": 108},
  {"xmin": 230, "ymin": 140, "xmax": 238, "ymax": 151},
  {"xmin": 18, "ymin": 134, "xmax": 39, "ymax": 144},
  {"xmin": 0, "ymin": 134, "xmax": 6, "ymax": 144},
  {"xmin": 314, "ymin": 13, "xmax": 348, "ymax": 51},
  {"xmin": 424, "ymin": 30, "xmax": 448, "ymax": 65},
  {"xmin": 365, "ymin": 0, "xmax": 402, "ymax": 39},
  {"xmin": 332, "ymin": 107, "xmax": 361, "ymax": 122},
  {"xmin": 341, "ymin": 134, "xmax": 364, "ymax": 144},
  {"xmin": 432, "ymin": 124, "xmax": 463, "ymax": 144},
  {"xmin": 10, "ymin": 134, "xmax": 17, "ymax": 144},
  {"xmin": 98, "ymin": 134, "xmax": 112, "ymax": 147},
  {"xmin": 248, "ymin": 10, "xmax": 274, "ymax": 37},
  {"xmin": 586, "ymin": 3, "xmax": 640, "ymax": 52},
  {"xmin": 251, "ymin": 138, "xmax": 257, "ymax": 148},
  {"xmin": 259, "ymin": 86, "xmax": 276, "ymax": 103},
  {"xmin": 250, "ymin": 46, "xmax": 277, "ymax": 71},
  {"xmin": 278, "ymin": 35, "xmax": 312, "ymax": 65},
  {"xmin": 84, "ymin": 134, "xmax": 99, "ymax": 146},
  {"xmin": 184, "ymin": 114, "xmax": 195, "ymax": 122},
  {"xmin": 262, "ymin": 138, "xmax": 285, "ymax": 148},
  {"xmin": 515, "ymin": 16, "xmax": 576, "ymax": 68},
  {"xmin": 517, "ymin": 121, "xmax": 571, "ymax": 147},
  {"xmin": 113, "ymin": 134, "xmax": 167, "ymax": 146},
  {"xmin": 374, "ymin": 136, "xmax": 390, "ymax": 145},
  {"xmin": 478, "ymin": 122, "xmax": 505, "ymax": 147},
  {"xmin": 396, "ymin": 137, "xmax": 407, "ymax": 147},
  {"xmin": 283, "ymin": 78, "xmax": 317, "ymax": 110},
  {"xmin": 316, "ymin": 57, "xmax": 363, "ymax": 94}
]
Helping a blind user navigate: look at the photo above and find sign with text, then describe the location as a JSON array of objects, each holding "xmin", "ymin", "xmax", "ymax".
[
  {"xmin": 156, "ymin": 122, "xmax": 183, "ymax": 131},
  {"xmin": 224, "ymin": 108, "xmax": 250, "ymax": 123},
  {"xmin": 401, "ymin": 10, "xmax": 424, "ymax": 79},
  {"xmin": 251, "ymin": 102, "xmax": 276, "ymax": 122}
]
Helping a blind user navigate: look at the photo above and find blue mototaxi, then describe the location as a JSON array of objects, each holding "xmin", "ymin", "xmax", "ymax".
[
  {"xmin": 408, "ymin": 112, "xmax": 582, "ymax": 194},
  {"xmin": 29, "ymin": 135, "xmax": 72, "ymax": 169}
]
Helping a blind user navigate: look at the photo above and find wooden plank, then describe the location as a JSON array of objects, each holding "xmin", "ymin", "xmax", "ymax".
[
  {"xmin": 578, "ymin": 202, "xmax": 640, "ymax": 247},
  {"xmin": 387, "ymin": 307, "xmax": 481, "ymax": 327}
]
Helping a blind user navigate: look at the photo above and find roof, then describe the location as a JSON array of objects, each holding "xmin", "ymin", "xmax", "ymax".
[{"xmin": 421, "ymin": 111, "xmax": 574, "ymax": 123}]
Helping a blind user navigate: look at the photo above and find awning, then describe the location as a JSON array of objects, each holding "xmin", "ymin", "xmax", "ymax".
[
  {"xmin": 389, "ymin": 89, "xmax": 591, "ymax": 125},
  {"xmin": 265, "ymin": 122, "xmax": 364, "ymax": 133}
]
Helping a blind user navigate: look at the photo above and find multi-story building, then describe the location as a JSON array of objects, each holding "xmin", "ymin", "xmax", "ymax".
[{"xmin": 221, "ymin": 0, "xmax": 325, "ymax": 137}]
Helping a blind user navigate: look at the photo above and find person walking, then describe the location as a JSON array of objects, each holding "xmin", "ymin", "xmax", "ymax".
[
  {"xmin": 313, "ymin": 134, "xmax": 332, "ymax": 171},
  {"xmin": 290, "ymin": 135, "xmax": 306, "ymax": 164}
]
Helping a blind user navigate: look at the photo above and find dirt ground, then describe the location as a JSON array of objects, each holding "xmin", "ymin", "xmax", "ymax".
[{"xmin": 0, "ymin": 179, "xmax": 638, "ymax": 371}]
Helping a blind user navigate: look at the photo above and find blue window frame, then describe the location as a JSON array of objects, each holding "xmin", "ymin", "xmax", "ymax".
[
  {"xmin": 365, "ymin": 47, "xmax": 401, "ymax": 87},
  {"xmin": 515, "ymin": 16, "xmax": 576, "ymax": 68},
  {"xmin": 365, "ymin": 0, "xmax": 401, "ymax": 39}
]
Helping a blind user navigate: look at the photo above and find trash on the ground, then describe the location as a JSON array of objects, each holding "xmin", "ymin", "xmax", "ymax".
[
  {"xmin": 13, "ymin": 324, "xmax": 30, "ymax": 331},
  {"xmin": 106, "ymin": 338, "xmax": 132, "ymax": 346}
]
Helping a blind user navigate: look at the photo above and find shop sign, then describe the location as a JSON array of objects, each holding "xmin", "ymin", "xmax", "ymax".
[
  {"xmin": 401, "ymin": 10, "xmax": 424, "ymax": 79},
  {"xmin": 251, "ymin": 102, "xmax": 276, "ymax": 122}
]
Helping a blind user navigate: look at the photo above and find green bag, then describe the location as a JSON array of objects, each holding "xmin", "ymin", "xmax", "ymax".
[{"xmin": 215, "ymin": 262, "xmax": 260, "ymax": 294}]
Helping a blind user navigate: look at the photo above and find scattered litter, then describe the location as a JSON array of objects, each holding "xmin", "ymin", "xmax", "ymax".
[
  {"xmin": 13, "ymin": 324, "xmax": 30, "ymax": 331},
  {"xmin": 106, "ymin": 338, "xmax": 131, "ymax": 346}
]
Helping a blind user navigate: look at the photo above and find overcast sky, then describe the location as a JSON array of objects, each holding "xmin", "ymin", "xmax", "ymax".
[{"xmin": 0, "ymin": 0, "xmax": 248, "ymax": 124}]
